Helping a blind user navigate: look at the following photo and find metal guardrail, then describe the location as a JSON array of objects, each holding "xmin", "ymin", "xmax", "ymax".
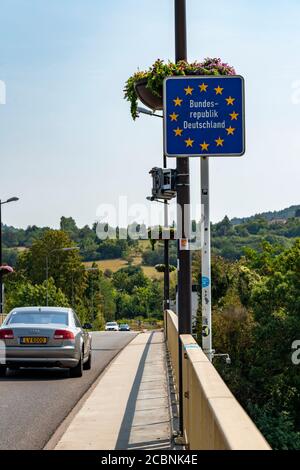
[{"xmin": 164, "ymin": 310, "xmax": 271, "ymax": 450}]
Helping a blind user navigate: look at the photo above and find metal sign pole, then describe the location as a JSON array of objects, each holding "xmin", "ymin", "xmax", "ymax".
[
  {"xmin": 163, "ymin": 155, "xmax": 170, "ymax": 312},
  {"xmin": 201, "ymin": 157, "xmax": 213, "ymax": 362},
  {"xmin": 174, "ymin": 0, "xmax": 192, "ymax": 440}
]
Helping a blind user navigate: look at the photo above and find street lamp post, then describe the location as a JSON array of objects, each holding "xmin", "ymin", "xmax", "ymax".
[
  {"xmin": 45, "ymin": 246, "xmax": 79, "ymax": 306},
  {"xmin": 0, "ymin": 197, "xmax": 19, "ymax": 313}
]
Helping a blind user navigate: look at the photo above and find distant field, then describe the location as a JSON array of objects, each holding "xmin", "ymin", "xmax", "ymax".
[
  {"xmin": 83, "ymin": 257, "xmax": 174, "ymax": 280},
  {"xmin": 141, "ymin": 266, "xmax": 163, "ymax": 279},
  {"xmin": 83, "ymin": 259, "xmax": 128, "ymax": 272}
]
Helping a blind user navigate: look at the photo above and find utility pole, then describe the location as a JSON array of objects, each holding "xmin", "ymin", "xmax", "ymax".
[{"xmin": 175, "ymin": 0, "xmax": 192, "ymax": 437}]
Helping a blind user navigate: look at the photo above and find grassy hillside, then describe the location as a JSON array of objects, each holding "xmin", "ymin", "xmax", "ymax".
[
  {"xmin": 231, "ymin": 204, "xmax": 300, "ymax": 225},
  {"xmin": 83, "ymin": 256, "xmax": 171, "ymax": 280}
]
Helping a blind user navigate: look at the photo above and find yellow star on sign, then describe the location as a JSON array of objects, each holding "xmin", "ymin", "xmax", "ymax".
[
  {"xmin": 173, "ymin": 97, "xmax": 183, "ymax": 106},
  {"xmin": 184, "ymin": 86, "xmax": 193, "ymax": 95},
  {"xmin": 226, "ymin": 96, "xmax": 235, "ymax": 105},
  {"xmin": 229, "ymin": 111, "xmax": 239, "ymax": 120},
  {"xmin": 185, "ymin": 137, "xmax": 194, "ymax": 148},
  {"xmin": 226, "ymin": 126, "xmax": 235, "ymax": 135},
  {"xmin": 174, "ymin": 127, "xmax": 183, "ymax": 137},
  {"xmin": 169, "ymin": 112, "xmax": 179, "ymax": 122},
  {"xmin": 199, "ymin": 82, "xmax": 208, "ymax": 92},
  {"xmin": 215, "ymin": 137, "xmax": 224, "ymax": 147},
  {"xmin": 214, "ymin": 85, "xmax": 223, "ymax": 95},
  {"xmin": 200, "ymin": 141, "xmax": 210, "ymax": 152}
]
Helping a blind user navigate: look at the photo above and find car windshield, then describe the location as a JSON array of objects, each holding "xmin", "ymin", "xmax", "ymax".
[
  {"xmin": 106, "ymin": 322, "xmax": 117, "ymax": 326},
  {"xmin": 7, "ymin": 311, "xmax": 69, "ymax": 326}
]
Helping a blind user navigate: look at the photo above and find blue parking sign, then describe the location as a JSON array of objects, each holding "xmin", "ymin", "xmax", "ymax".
[{"xmin": 163, "ymin": 76, "xmax": 245, "ymax": 157}]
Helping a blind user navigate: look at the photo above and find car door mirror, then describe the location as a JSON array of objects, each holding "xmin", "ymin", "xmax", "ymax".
[{"xmin": 83, "ymin": 323, "xmax": 92, "ymax": 330}]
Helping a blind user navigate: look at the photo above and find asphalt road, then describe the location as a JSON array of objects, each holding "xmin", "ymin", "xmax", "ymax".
[{"xmin": 0, "ymin": 331, "xmax": 136, "ymax": 450}]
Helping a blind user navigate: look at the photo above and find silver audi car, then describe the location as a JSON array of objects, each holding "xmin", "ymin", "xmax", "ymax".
[{"xmin": 0, "ymin": 307, "xmax": 92, "ymax": 378}]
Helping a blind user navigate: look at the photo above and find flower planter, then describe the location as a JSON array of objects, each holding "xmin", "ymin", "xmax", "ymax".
[
  {"xmin": 125, "ymin": 58, "xmax": 236, "ymax": 120},
  {"xmin": 135, "ymin": 78, "xmax": 163, "ymax": 111}
]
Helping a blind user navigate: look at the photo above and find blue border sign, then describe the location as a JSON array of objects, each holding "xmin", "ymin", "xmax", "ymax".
[{"xmin": 163, "ymin": 76, "xmax": 245, "ymax": 157}]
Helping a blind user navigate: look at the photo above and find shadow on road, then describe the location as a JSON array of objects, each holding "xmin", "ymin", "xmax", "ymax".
[{"xmin": 0, "ymin": 368, "xmax": 70, "ymax": 381}]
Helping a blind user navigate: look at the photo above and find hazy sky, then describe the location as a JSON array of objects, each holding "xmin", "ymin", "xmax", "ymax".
[{"xmin": 0, "ymin": 0, "xmax": 299, "ymax": 229}]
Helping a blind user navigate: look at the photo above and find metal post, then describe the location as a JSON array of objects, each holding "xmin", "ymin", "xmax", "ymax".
[
  {"xmin": 175, "ymin": 0, "xmax": 187, "ymax": 62},
  {"xmin": 163, "ymin": 155, "xmax": 170, "ymax": 312},
  {"xmin": 0, "ymin": 201, "xmax": 2, "ymax": 314},
  {"xmin": 175, "ymin": 0, "xmax": 192, "ymax": 438},
  {"xmin": 201, "ymin": 157, "xmax": 213, "ymax": 361}
]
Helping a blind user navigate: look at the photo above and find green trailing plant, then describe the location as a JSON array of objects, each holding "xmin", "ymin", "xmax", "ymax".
[
  {"xmin": 124, "ymin": 58, "xmax": 236, "ymax": 120},
  {"xmin": 154, "ymin": 264, "xmax": 176, "ymax": 273}
]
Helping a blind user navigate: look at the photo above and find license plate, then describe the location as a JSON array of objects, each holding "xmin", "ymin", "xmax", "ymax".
[{"xmin": 20, "ymin": 337, "xmax": 48, "ymax": 345}]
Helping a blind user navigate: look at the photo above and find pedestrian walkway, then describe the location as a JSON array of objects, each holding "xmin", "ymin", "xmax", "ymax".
[{"xmin": 54, "ymin": 331, "xmax": 172, "ymax": 450}]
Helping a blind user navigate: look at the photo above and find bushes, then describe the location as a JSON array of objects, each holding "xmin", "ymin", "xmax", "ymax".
[
  {"xmin": 2, "ymin": 248, "xmax": 18, "ymax": 266},
  {"xmin": 142, "ymin": 245, "xmax": 177, "ymax": 266},
  {"xmin": 247, "ymin": 404, "xmax": 300, "ymax": 450},
  {"xmin": 112, "ymin": 267, "xmax": 163, "ymax": 320},
  {"xmin": 5, "ymin": 279, "xmax": 69, "ymax": 312},
  {"xmin": 196, "ymin": 240, "xmax": 300, "ymax": 449}
]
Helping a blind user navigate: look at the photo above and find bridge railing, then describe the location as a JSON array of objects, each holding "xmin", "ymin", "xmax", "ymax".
[{"xmin": 164, "ymin": 310, "xmax": 271, "ymax": 450}]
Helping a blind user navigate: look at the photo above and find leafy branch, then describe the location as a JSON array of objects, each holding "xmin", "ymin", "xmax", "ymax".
[{"xmin": 124, "ymin": 58, "xmax": 236, "ymax": 120}]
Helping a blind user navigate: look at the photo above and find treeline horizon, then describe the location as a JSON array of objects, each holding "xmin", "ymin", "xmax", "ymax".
[{"xmin": 2, "ymin": 204, "xmax": 300, "ymax": 267}]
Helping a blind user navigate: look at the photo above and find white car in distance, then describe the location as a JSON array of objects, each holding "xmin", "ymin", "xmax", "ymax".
[{"xmin": 105, "ymin": 322, "xmax": 119, "ymax": 332}]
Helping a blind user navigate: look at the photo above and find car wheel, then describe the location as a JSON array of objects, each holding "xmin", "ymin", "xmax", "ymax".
[
  {"xmin": 83, "ymin": 352, "xmax": 92, "ymax": 370},
  {"xmin": 70, "ymin": 352, "xmax": 83, "ymax": 378},
  {"xmin": 0, "ymin": 366, "xmax": 7, "ymax": 377}
]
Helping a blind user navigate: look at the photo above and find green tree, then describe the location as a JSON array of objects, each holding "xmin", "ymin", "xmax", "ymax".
[
  {"xmin": 213, "ymin": 215, "xmax": 234, "ymax": 236},
  {"xmin": 78, "ymin": 265, "xmax": 117, "ymax": 328},
  {"xmin": 194, "ymin": 238, "xmax": 300, "ymax": 449},
  {"xmin": 209, "ymin": 240, "xmax": 300, "ymax": 449},
  {"xmin": 5, "ymin": 278, "xmax": 69, "ymax": 312},
  {"xmin": 112, "ymin": 266, "xmax": 148, "ymax": 294},
  {"xmin": 18, "ymin": 230, "xmax": 86, "ymax": 304},
  {"xmin": 113, "ymin": 266, "xmax": 163, "ymax": 320},
  {"xmin": 60, "ymin": 216, "xmax": 78, "ymax": 237}
]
